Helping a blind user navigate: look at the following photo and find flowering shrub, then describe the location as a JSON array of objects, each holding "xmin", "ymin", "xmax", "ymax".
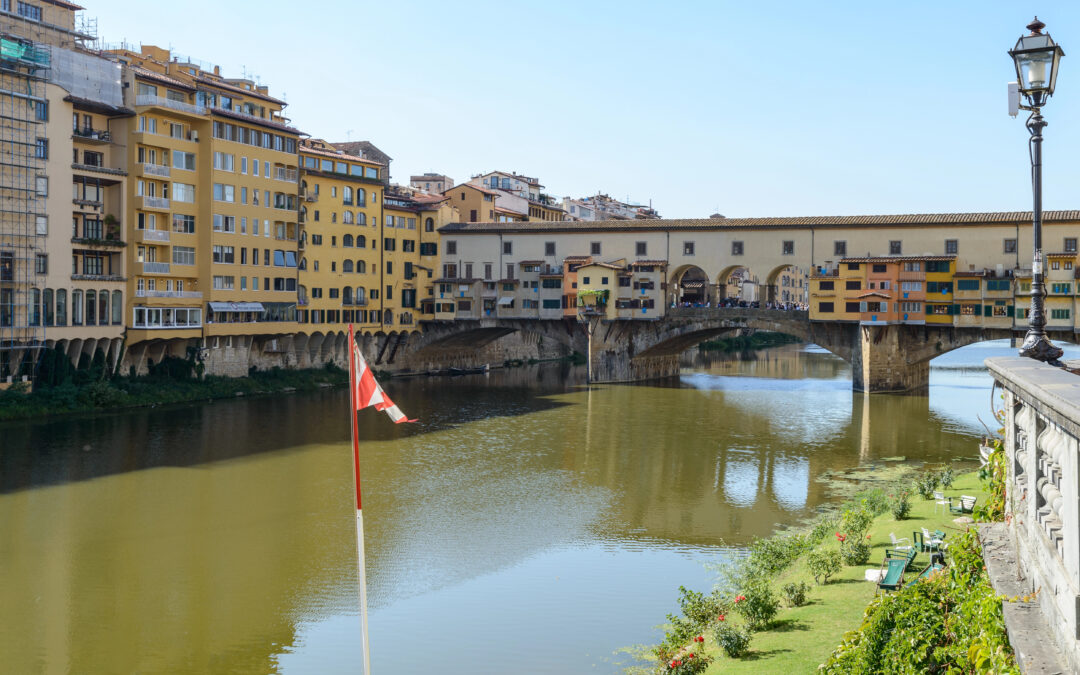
[
  {"xmin": 662, "ymin": 647, "xmax": 711, "ymax": 674},
  {"xmin": 733, "ymin": 580, "xmax": 779, "ymax": 631},
  {"xmin": 913, "ymin": 471, "xmax": 940, "ymax": 500},
  {"xmin": 840, "ymin": 535, "xmax": 872, "ymax": 566},
  {"xmin": 782, "ymin": 581, "xmax": 810, "ymax": 607},
  {"xmin": 713, "ymin": 621, "xmax": 752, "ymax": 658},
  {"xmin": 938, "ymin": 464, "xmax": 956, "ymax": 489},
  {"xmin": 839, "ymin": 507, "xmax": 873, "ymax": 538},
  {"xmin": 807, "ymin": 549, "xmax": 842, "ymax": 584},
  {"xmin": 888, "ymin": 489, "xmax": 911, "ymax": 520}
]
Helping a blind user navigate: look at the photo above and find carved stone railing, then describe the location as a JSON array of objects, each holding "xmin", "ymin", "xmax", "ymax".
[{"xmin": 986, "ymin": 356, "xmax": 1080, "ymax": 672}]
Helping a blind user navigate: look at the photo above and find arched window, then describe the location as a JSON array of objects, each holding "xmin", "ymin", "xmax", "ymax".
[
  {"xmin": 56, "ymin": 289, "xmax": 67, "ymax": 326},
  {"xmin": 343, "ymin": 286, "xmax": 352, "ymax": 304},
  {"xmin": 357, "ymin": 212, "xmax": 366, "ymax": 225},
  {"xmin": 356, "ymin": 188, "xmax": 366, "ymax": 206},
  {"xmin": 343, "ymin": 210, "xmax": 353, "ymax": 224},
  {"xmin": 111, "ymin": 290, "xmax": 122, "ymax": 324},
  {"xmin": 383, "ymin": 309, "xmax": 392, "ymax": 325},
  {"xmin": 299, "ymin": 258, "xmax": 307, "ymax": 271},
  {"xmin": 425, "ymin": 217, "xmax": 434, "ymax": 232},
  {"xmin": 356, "ymin": 260, "xmax": 366, "ymax": 274},
  {"xmin": 331, "ymin": 212, "xmax": 337, "ymax": 223},
  {"xmin": 343, "ymin": 260, "xmax": 353, "ymax": 273},
  {"xmin": 356, "ymin": 235, "xmax": 366, "ymax": 248},
  {"xmin": 343, "ymin": 186, "xmax": 352, "ymax": 204},
  {"xmin": 356, "ymin": 287, "xmax": 366, "ymax": 304},
  {"xmin": 85, "ymin": 290, "xmax": 96, "ymax": 326},
  {"xmin": 343, "ymin": 234, "xmax": 353, "ymax": 247},
  {"xmin": 29, "ymin": 288, "xmax": 40, "ymax": 325},
  {"xmin": 99, "ymin": 289, "xmax": 108, "ymax": 325},
  {"xmin": 44, "ymin": 288, "xmax": 54, "ymax": 326}
]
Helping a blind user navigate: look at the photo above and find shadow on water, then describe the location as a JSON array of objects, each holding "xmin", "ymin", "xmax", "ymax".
[{"xmin": 0, "ymin": 361, "xmax": 585, "ymax": 495}]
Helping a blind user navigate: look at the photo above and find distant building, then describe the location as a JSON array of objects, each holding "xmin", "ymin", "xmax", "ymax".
[
  {"xmin": 468, "ymin": 170, "xmax": 566, "ymax": 221},
  {"xmin": 331, "ymin": 141, "xmax": 391, "ymax": 181},
  {"xmin": 410, "ymin": 172, "xmax": 453, "ymax": 194},
  {"xmin": 562, "ymin": 194, "xmax": 660, "ymax": 221}
]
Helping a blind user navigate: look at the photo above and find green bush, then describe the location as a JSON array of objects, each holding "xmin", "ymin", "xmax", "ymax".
[
  {"xmin": 734, "ymin": 578, "xmax": 779, "ymax": 631},
  {"xmin": 747, "ymin": 531, "xmax": 813, "ymax": 577},
  {"xmin": 822, "ymin": 528, "xmax": 1018, "ymax": 674},
  {"xmin": 888, "ymin": 489, "xmax": 911, "ymax": 520},
  {"xmin": 839, "ymin": 506, "xmax": 873, "ymax": 538},
  {"xmin": 676, "ymin": 586, "xmax": 724, "ymax": 628},
  {"xmin": 713, "ymin": 621, "xmax": 752, "ymax": 658},
  {"xmin": 938, "ymin": 464, "xmax": 956, "ymax": 489},
  {"xmin": 853, "ymin": 487, "xmax": 889, "ymax": 516},
  {"xmin": 840, "ymin": 537, "xmax": 872, "ymax": 566},
  {"xmin": 782, "ymin": 581, "xmax": 810, "ymax": 607},
  {"xmin": 913, "ymin": 471, "xmax": 939, "ymax": 500},
  {"xmin": 807, "ymin": 549, "xmax": 842, "ymax": 584}
]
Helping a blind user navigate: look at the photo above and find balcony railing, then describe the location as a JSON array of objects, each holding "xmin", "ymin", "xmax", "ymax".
[
  {"xmin": 73, "ymin": 128, "xmax": 110, "ymax": 142},
  {"xmin": 274, "ymin": 167, "xmax": 298, "ymax": 182},
  {"xmin": 142, "ymin": 163, "xmax": 171, "ymax": 178},
  {"xmin": 140, "ymin": 229, "xmax": 170, "ymax": 242},
  {"xmin": 142, "ymin": 262, "xmax": 170, "ymax": 274},
  {"xmin": 140, "ymin": 196, "xmax": 170, "ymax": 210},
  {"xmin": 135, "ymin": 94, "xmax": 207, "ymax": 116},
  {"xmin": 135, "ymin": 290, "xmax": 203, "ymax": 298}
]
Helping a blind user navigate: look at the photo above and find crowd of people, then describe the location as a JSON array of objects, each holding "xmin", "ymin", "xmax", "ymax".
[{"xmin": 671, "ymin": 298, "xmax": 809, "ymax": 311}]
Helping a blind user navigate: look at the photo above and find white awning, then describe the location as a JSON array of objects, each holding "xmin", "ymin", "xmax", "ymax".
[
  {"xmin": 497, "ymin": 297, "xmax": 514, "ymax": 305},
  {"xmin": 208, "ymin": 301, "xmax": 265, "ymax": 312}
]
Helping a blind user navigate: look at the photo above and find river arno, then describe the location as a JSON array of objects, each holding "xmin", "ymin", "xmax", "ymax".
[{"xmin": 0, "ymin": 340, "xmax": 1068, "ymax": 674}]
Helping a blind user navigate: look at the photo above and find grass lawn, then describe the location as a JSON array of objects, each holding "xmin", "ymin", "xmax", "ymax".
[{"xmin": 699, "ymin": 471, "xmax": 988, "ymax": 674}]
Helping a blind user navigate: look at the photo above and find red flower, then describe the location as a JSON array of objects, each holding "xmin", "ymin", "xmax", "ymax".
[
  {"xmin": 734, "ymin": 594, "xmax": 746, "ymax": 603},
  {"xmin": 866, "ymin": 534, "xmax": 871, "ymax": 540},
  {"xmin": 717, "ymin": 614, "xmax": 726, "ymax": 621},
  {"xmin": 688, "ymin": 653, "xmax": 695, "ymax": 659}
]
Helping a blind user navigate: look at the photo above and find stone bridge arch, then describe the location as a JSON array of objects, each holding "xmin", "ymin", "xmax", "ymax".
[
  {"xmin": 764, "ymin": 264, "xmax": 807, "ymax": 305},
  {"xmin": 397, "ymin": 319, "xmax": 587, "ymax": 372},
  {"xmin": 670, "ymin": 264, "xmax": 711, "ymax": 305},
  {"xmin": 716, "ymin": 265, "xmax": 757, "ymax": 302}
]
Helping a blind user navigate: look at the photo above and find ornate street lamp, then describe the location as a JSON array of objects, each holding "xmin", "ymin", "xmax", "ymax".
[{"xmin": 1010, "ymin": 17, "xmax": 1065, "ymax": 364}]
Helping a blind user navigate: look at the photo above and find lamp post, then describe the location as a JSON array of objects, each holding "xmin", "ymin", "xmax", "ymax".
[{"xmin": 1010, "ymin": 17, "xmax": 1065, "ymax": 364}]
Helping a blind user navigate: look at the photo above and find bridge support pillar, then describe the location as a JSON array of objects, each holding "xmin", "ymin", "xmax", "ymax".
[{"xmin": 852, "ymin": 324, "xmax": 929, "ymax": 393}]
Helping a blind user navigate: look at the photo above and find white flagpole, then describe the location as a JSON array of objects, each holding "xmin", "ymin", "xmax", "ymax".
[{"xmin": 348, "ymin": 326, "xmax": 372, "ymax": 675}]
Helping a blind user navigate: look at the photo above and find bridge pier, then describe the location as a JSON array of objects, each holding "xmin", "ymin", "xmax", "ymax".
[{"xmin": 852, "ymin": 324, "xmax": 929, "ymax": 393}]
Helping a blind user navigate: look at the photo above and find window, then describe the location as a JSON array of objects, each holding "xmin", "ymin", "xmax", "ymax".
[
  {"xmin": 945, "ymin": 239, "xmax": 958, "ymax": 255},
  {"xmin": 845, "ymin": 280, "xmax": 861, "ymax": 290},
  {"xmin": 872, "ymin": 264, "xmax": 886, "ymax": 273},
  {"xmin": 446, "ymin": 240, "xmax": 457, "ymax": 255},
  {"xmin": 732, "ymin": 241, "xmax": 744, "ymax": 255},
  {"xmin": 683, "ymin": 241, "xmax": 695, "ymax": 256},
  {"xmin": 212, "ymin": 245, "xmax": 235, "ymax": 264},
  {"xmin": 1004, "ymin": 238, "xmax": 1017, "ymax": 253},
  {"xmin": 172, "ymin": 214, "xmax": 195, "ymax": 233},
  {"xmin": 35, "ymin": 176, "xmax": 47, "ymax": 196},
  {"xmin": 545, "ymin": 242, "xmax": 556, "ymax": 256},
  {"xmin": 503, "ymin": 241, "xmax": 512, "ymax": 255},
  {"xmin": 34, "ymin": 253, "xmax": 46, "ymax": 274},
  {"xmin": 213, "ymin": 183, "xmax": 235, "ymax": 202},
  {"xmin": 818, "ymin": 280, "xmax": 835, "ymax": 291},
  {"xmin": 782, "ymin": 240, "xmax": 794, "ymax": 255},
  {"xmin": 383, "ymin": 238, "xmax": 396, "ymax": 251},
  {"xmin": 16, "ymin": 1, "xmax": 42, "ymax": 20},
  {"xmin": 213, "ymin": 215, "xmax": 235, "ymax": 232},
  {"xmin": 425, "ymin": 217, "xmax": 435, "ymax": 232},
  {"xmin": 1052, "ymin": 308, "xmax": 1071, "ymax": 320},
  {"xmin": 636, "ymin": 241, "xmax": 647, "ymax": 257},
  {"xmin": 173, "ymin": 183, "xmax": 195, "ymax": 202},
  {"xmin": 590, "ymin": 242, "xmax": 601, "ymax": 256},
  {"xmin": 35, "ymin": 215, "xmax": 46, "ymax": 235},
  {"xmin": 927, "ymin": 281, "xmax": 952, "ymax": 294},
  {"xmin": 818, "ymin": 302, "xmax": 834, "ymax": 313},
  {"xmin": 34, "ymin": 137, "xmax": 47, "ymax": 159},
  {"xmin": 1052, "ymin": 283, "xmax": 1072, "ymax": 294},
  {"xmin": 173, "ymin": 246, "xmax": 195, "ymax": 265},
  {"xmin": 834, "ymin": 240, "xmax": 847, "ymax": 256},
  {"xmin": 1066, "ymin": 238, "xmax": 1078, "ymax": 253},
  {"xmin": 901, "ymin": 281, "xmax": 922, "ymax": 291},
  {"xmin": 213, "ymin": 152, "xmax": 234, "ymax": 171},
  {"xmin": 172, "ymin": 150, "xmax": 195, "ymax": 171},
  {"xmin": 901, "ymin": 302, "xmax": 922, "ymax": 313},
  {"xmin": 889, "ymin": 240, "xmax": 902, "ymax": 255}
]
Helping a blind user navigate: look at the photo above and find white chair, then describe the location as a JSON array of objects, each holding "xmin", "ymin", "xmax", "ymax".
[
  {"xmin": 933, "ymin": 490, "xmax": 948, "ymax": 514},
  {"xmin": 889, "ymin": 533, "xmax": 912, "ymax": 551},
  {"xmin": 921, "ymin": 527, "xmax": 944, "ymax": 552}
]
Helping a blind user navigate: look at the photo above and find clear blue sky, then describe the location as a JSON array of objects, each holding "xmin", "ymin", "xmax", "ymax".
[{"xmin": 86, "ymin": 0, "xmax": 1080, "ymax": 218}]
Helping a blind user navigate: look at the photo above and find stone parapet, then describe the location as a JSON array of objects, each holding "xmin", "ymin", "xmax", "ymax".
[{"xmin": 986, "ymin": 356, "xmax": 1080, "ymax": 673}]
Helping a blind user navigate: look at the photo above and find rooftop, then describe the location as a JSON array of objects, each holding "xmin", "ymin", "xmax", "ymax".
[{"xmin": 439, "ymin": 211, "xmax": 1080, "ymax": 234}]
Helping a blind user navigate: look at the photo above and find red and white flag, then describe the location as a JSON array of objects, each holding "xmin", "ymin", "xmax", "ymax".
[{"xmin": 350, "ymin": 327, "xmax": 416, "ymax": 424}]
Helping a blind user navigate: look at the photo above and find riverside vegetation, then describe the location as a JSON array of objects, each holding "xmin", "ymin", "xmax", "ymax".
[
  {"xmin": 625, "ymin": 457, "xmax": 1014, "ymax": 674},
  {"xmin": 0, "ymin": 346, "xmax": 349, "ymax": 421}
]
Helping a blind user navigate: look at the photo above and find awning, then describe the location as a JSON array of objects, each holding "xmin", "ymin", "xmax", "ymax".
[
  {"xmin": 497, "ymin": 297, "xmax": 514, "ymax": 305},
  {"xmin": 208, "ymin": 301, "xmax": 265, "ymax": 312}
]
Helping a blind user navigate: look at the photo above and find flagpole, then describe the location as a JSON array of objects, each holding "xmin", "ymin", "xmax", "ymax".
[{"xmin": 348, "ymin": 325, "xmax": 372, "ymax": 675}]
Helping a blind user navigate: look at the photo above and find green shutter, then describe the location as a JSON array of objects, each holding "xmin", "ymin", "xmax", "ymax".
[
  {"xmin": 1007, "ymin": 305, "xmax": 1015, "ymax": 317},
  {"xmin": 984, "ymin": 305, "xmax": 992, "ymax": 317},
  {"xmin": 952, "ymin": 304, "xmax": 960, "ymax": 315}
]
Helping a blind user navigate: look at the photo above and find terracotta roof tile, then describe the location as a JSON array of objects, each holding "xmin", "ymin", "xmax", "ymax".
[
  {"xmin": 439, "ymin": 211, "xmax": 1080, "ymax": 234},
  {"xmin": 130, "ymin": 65, "xmax": 196, "ymax": 92}
]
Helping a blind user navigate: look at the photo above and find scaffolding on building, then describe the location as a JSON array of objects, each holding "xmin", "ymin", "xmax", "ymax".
[{"xmin": 0, "ymin": 34, "xmax": 48, "ymax": 381}]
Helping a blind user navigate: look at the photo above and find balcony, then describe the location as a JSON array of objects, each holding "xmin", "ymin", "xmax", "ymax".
[
  {"xmin": 142, "ymin": 262, "xmax": 171, "ymax": 274},
  {"xmin": 303, "ymin": 188, "xmax": 318, "ymax": 203},
  {"xmin": 72, "ymin": 128, "xmax": 111, "ymax": 143},
  {"xmin": 139, "ymin": 229, "xmax": 170, "ymax": 242},
  {"xmin": 135, "ymin": 290, "xmax": 203, "ymax": 299},
  {"xmin": 72, "ymin": 162, "xmax": 127, "ymax": 177},
  {"xmin": 135, "ymin": 94, "xmax": 207, "ymax": 117},
  {"xmin": 140, "ymin": 196, "xmax": 170, "ymax": 211},
  {"xmin": 140, "ymin": 163, "xmax": 171, "ymax": 178},
  {"xmin": 70, "ymin": 236, "xmax": 125, "ymax": 248},
  {"xmin": 273, "ymin": 167, "xmax": 298, "ymax": 183},
  {"xmin": 71, "ymin": 274, "xmax": 124, "ymax": 282}
]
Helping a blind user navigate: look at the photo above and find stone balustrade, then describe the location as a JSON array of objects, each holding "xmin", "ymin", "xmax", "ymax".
[{"xmin": 986, "ymin": 356, "xmax": 1080, "ymax": 673}]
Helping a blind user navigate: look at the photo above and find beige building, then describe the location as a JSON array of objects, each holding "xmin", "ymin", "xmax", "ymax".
[{"xmin": 410, "ymin": 172, "xmax": 453, "ymax": 194}]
